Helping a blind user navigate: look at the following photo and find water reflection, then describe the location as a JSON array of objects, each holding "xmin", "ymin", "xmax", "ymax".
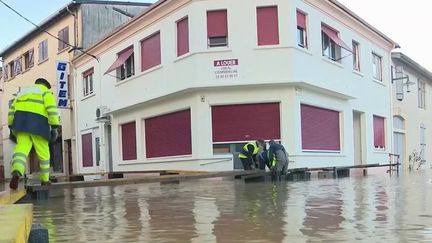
[{"xmin": 30, "ymin": 171, "xmax": 432, "ymax": 242}]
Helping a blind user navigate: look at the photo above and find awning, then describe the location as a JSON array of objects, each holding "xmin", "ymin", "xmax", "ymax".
[
  {"xmin": 104, "ymin": 47, "xmax": 134, "ymax": 75},
  {"xmin": 321, "ymin": 25, "xmax": 353, "ymax": 52}
]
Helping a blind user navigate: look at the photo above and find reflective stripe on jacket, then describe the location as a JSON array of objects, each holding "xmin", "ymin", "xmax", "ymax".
[
  {"xmin": 239, "ymin": 142, "xmax": 259, "ymax": 159},
  {"xmin": 8, "ymin": 84, "xmax": 59, "ymax": 140}
]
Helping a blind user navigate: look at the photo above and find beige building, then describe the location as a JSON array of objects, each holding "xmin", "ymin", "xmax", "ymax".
[
  {"xmin": 392, "ymin": 52, "xmax": 432, "ymax": 171},
  {"xmin": 0, "ymin": 0, "xmax": 150, "ymax": 178}
]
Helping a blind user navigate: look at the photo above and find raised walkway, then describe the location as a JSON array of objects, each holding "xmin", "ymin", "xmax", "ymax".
[{"xmin": 0, "ymin": 183, "xmax": 32, "ymax": 243}]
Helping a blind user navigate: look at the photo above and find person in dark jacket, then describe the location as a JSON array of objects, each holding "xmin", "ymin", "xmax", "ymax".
[
  {"xmin": 267, "ymin": 140, "xmax": 289, "ymax": 179},
  {"xmin": 8, "ymin": 78, "xmax": 59, "ymax": 189},
  {"xmin": 238, "ymin": 139, "xmax": 265, "ymax": 170}
]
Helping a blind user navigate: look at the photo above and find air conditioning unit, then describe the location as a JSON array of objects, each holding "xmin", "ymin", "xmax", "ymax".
[{"xmin": 95, "ymin": 106, "xmax": 110, "ymax": 123}]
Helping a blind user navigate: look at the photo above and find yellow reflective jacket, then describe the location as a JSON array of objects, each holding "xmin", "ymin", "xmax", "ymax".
[
  {"xmin": 8, "ymin": 84, "xmax": 59, "ymax": 140},
  {"xmin": 239, "ymin": 141, "xmax": 259, "ymax": 159}
]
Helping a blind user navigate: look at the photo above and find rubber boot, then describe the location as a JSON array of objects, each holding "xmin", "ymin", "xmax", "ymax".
[{"xmin": 9, "ymin": 171, "xmax": 20, "ymax": 190}]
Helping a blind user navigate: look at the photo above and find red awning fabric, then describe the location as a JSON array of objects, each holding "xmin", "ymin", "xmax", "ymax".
[
  {"xmin": 104, "ymin": 47, "xmax": 134, "ymax": 75},
  {"xmin": 321, "ymin": 25, "xmax": 352, "ymax": 52},
  {"xmin": 297, "ymin": 11, "xmax": 306, "ymax": 29}
]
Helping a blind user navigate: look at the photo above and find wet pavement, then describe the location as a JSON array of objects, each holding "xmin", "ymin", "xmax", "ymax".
[{"xmin": 29, "ymin": 170, "xmax": 432, "ymax": 242}]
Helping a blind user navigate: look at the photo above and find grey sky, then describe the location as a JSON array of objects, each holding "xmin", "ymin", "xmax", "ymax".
[{"xmin": 1, "ymin": 0, "xmax": 430, "ymax": 70}]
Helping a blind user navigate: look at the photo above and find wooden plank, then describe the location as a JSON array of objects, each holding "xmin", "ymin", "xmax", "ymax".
[
  {"xmin": 0, "ymin": 188, "xmax": 27, "ymax": 205},
  {"xmin": 26, "ymin": 170, "xmax": 258, "ymax": 191},
  {"xmin": 0, "ymin": 204, "xmax": 33, "ymax": 243}
]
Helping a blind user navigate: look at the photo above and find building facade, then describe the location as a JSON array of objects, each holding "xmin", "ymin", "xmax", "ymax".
[
  {"xmin": 391, "ymin": 52, "xmax": 432, "ymax": 171},
  {"xmin": 0, "ymin": 1, "xmax": 150, "ymax": 178},
  {"xmin": 72, "ymin": 0, "xmax": 397, "ymax": 173}
]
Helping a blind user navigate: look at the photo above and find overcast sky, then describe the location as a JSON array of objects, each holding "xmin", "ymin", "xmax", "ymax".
[{"xmin": 1, "ymin": 0, "xmax": 431, "ymax": 70}]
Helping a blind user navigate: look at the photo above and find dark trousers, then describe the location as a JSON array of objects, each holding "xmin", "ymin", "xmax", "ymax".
[{"xmin": 240, "ymin": 157, "xmax": 254, "ymax": 170}]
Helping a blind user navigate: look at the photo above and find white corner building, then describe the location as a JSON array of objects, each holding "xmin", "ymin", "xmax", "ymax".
[{"xmin": 72, "ymin": 0, "xmax": 398, "ymax": 173}]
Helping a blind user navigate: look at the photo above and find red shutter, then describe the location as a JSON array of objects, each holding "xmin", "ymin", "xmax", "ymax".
[
  {"xmin": 373, "ymin": 115, "xmax": 385, "ymax": 148},
  {"xmin": 122, "ymin": 121, "xmax": 137, "ymax": 160},
  {"xmin": 141, "ymin": 32, "xmax": 161, "ymax": 71},
  {"xmin": 321, "ymin": 24, "xmax": 352, "ymax": 52},
  {"xmin": 207, "ymin": 10, "xmax": 228, "ymax": 38},
  {"xmin": 212, "ymin": 103, "xmax": 280, "ymax": 142},
  {"xmin": 83, "ymin": 68, "xmax": 94, "ymax": 77},
  {"xmin": 297, "ymin": 11, "xmax": 306, "ymax": 29},
  {"xmin": 301, "ymin": 104, "xmax": 340, "ymax": 151},
  {"xmin": 256, "ymin": 6, "xmax": 279, "ymax": 46},
  {"xmin": 104, "ymin": 47, "xmax": 134, "ymax": 75},
  {"xmin": 145, "ymin": 109, "xmax": 192, "ymax": 158},
  {"xmin": 82, "ymin": 133, "xmax": 93, "ymax": 167},
  {"xmin": 177, "ymin": 17, "xmax": 189, "ymax": 57}
]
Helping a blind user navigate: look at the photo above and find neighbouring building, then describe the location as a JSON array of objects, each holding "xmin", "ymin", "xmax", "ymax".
[
  {"xmin": 391, "ymin": 52, "xmax": 432, "ymax": 171},
  {"xmin": 0, "ymin": 0, "xmax": 150, "ymax": 178},
  {"xmin": 72, "ymin": 0, "xmax": 398, "ymax": 174}
]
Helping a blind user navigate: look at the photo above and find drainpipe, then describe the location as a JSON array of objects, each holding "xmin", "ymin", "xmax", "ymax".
[{"xmin": 66, "ymin": 6, "xmax": 78, "ymax": 49}]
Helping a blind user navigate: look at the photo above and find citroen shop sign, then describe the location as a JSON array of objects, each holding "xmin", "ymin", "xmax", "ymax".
[{"xmin": 56, "ymin": 60, "xmax": 69, "ymax": 108}]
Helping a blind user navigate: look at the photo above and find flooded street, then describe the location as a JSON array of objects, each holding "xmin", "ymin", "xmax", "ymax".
[{"xmin": 31, "ymin": 171, "xmax": 432, "ymax": 242}]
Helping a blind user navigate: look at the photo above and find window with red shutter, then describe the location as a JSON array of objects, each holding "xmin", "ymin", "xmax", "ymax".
[
  {"xmin": 256, "ymin": 6, "xmax": 279, "ymax": 46},
  {"xmin": 207, "ymin": 10, "xmax": 228, "ymax": 47},
  {"xmin": 297, "ymin": 10, "xmax": 307, "ymax": 48},
  {"xmin": 141, "ymin": 32, "xmax": 161, "ymax": 71},
  {"xmin": 301, "ymin": 104, "xmax": 340, "ymax": 151},
  {"xmin": 177, "ymin": 17, "xmax": 189, "ymax": 57},
  {"xmin": 145, "ymin": 109, "xmax": 191, "ymax": 158},
  {"xmin": 373, "ymin": 115, "xmax": 385, "ymax": 149}
]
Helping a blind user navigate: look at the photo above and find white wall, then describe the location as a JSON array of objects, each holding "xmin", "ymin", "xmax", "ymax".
[{"xmin": 74, "ymin": 0, "xmax": 394, "ymax": 172}]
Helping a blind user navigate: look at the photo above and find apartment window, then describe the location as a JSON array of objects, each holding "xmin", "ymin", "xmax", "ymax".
[
  {"xmin": 373, "ymin": 115, "xmax": 385, "ymax": 149},
  {"xmin": 420, "ymin": 124, "xmax": 426, "ymax": 161},
  {"xmin": 141, "ymin": 32, "xmax": 161, "ymax": 71},
  {"xmin": 8, "ymin": 61, "xmax": 15, "ymax": 78},
  {"xmin": 297, "ymin": 10, "xmax": 307, "ymax": 48},
  {"xmin": 58, "ymin": 26, "xmax": 69, "ymax": 51},
  {"xmin": 256, "ymin": 6, "xmax": 279, "ymax": 46},
  {"xmin": 82, "ymin": 68, "xmax": 94, "ymax": 97},
  {"xmin": 9, "ymin": 58, "xmax": 22, "ymax": 78},
  {"xmin": 38, "ymin": 39, "xmax": 48, "ymax": 63},
  {"xmin": 372, "ymin": 53, "xmax": 382, "ymax": 81},
  {"xmin": 207, "ymin": 10, "xmax": 228, "ymax": 47},
  {"xmin": 23, "ymin": 48, "xmax": 34, "ymax": 70},
  {"xmin": 352, "ymin": 41, "xmax": 360, "ymax": 71},
  {"xmin": 118, "ymin": 53, "xmax": 135, "ymax": 80},
  {"xmin": 104, "ymin": 46, "xmax": 134, "ymax": 81},
  {"xmin": 418, "ymin": 80, "xmax": 426, "ymax": 109},
  {"xmin": 3, "ymin": 64, "xmax": 8, "ymax": 80},
  {"xmin": 321, "ymin": 25, "xmax": 341, "ymax": 61},
  {"xmin": 177, "ymin": 17, "xmax": 189, "ymax": 57}
]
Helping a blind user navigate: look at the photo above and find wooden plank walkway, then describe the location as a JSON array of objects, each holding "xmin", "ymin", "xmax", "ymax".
[
  {"xmin": 0, "ymin": 204, "xmax": 33, "ymax": 243},
  {"xmin": 26, "ymin": 170, "xmax": 259, "ymax": 191}
]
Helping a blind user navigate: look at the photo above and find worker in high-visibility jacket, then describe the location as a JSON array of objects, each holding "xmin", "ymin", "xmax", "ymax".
[
  {"xmin": 8, "ymin": 78, "xmax": 59, "ymax": 189},
  {"xmin": 238, "ymin": 140, "xmax": 264, "ymax": 170}
]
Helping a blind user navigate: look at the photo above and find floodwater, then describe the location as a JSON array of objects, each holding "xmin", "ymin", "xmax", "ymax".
[{"xmin": 31, "ymin": 170, "xmax": 432, "ymax": 242}]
